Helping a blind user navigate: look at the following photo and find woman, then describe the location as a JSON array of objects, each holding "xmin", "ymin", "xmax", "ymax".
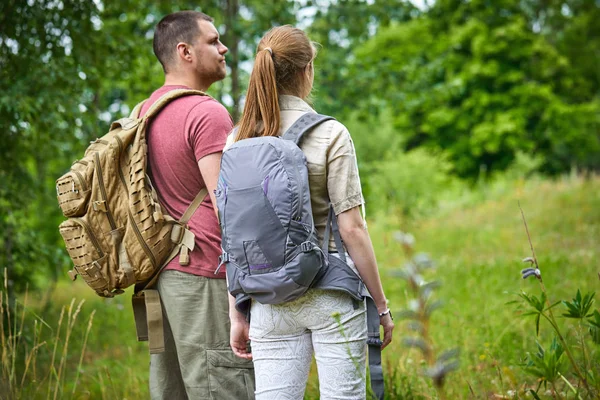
[{"xmin": 227, "ymin": 25, "xmax": 394, "ymax": 399}]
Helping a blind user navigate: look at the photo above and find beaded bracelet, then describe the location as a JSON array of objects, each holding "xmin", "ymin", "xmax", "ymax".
[{"xmin": 378, "ymin": 308, "xmax": 393, "ymax": 319}]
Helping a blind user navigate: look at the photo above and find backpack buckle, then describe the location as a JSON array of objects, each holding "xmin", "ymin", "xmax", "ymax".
[
  {"xmin": 215, "ymin": 252, "xmax": 230, "ymax": 275},
  {"xmin": 93, "ymin": 200, "xmax": 107, "ymax": 212},
  {"xmin": 367, "ymin": 337, "xmax": 383, "ymax": 347},
  {"xmin": 300, "ymin": 242, "xmax": 313, "ymax": 252},
  {"xmin": 170, "ymin": 224, "xmax": 185, "ymax": 244}
]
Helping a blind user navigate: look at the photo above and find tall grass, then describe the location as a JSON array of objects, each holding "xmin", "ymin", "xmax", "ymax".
[
  {"xmin": 1, "ymin": 269, "xmax": 96, "ymax": 400},
  {"xmin": 4, "ymin": 174, "xmax": 599, "ymax": 399}
]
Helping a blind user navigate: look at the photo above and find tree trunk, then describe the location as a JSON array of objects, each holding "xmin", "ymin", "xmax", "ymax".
[{"xmin": 225, "ymin": 0, "xmax": 240, "ymax": 122}]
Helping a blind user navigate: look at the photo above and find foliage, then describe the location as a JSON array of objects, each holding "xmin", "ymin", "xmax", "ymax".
[
  {"xmin": 390, "ymin": 232, "xmax": 459, "ymax": 399},
  {"xmin": 0, "ymin": 0, "xmax": 300, "ymax": 292},
  {"xmin": 514, "ymin": 205, "xmax": 599, "ymax": 397},
  {"xmin": 346, "ymin": 0, "xmax": 600, "ymax": 178},
  {"xmin": 344, "ymin": 108, "xmax": 462, "ymax": 219},
  {"xmin": 521, "ymin": 338, "xmax": 566, "ymax": 390},
  {"xmin": 307, "ymin": 0, "xmax": 417, "ymax": 117},
  {"xmin": 1, "ymin": 175, "xmax": 597, "ymax": 399}
]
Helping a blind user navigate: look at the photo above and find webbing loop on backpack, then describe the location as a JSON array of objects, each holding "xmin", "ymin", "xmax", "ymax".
[
  {"xmin": 300, "ymin": 242, "xmax": 313, "ymax": 252},
  {"xmin": 132, "ymin": 289, "xmax": 164, "ymax": 354},
  {"xmin": 366, "ymin": 297, "xmax": 385, "ymax": 400}
]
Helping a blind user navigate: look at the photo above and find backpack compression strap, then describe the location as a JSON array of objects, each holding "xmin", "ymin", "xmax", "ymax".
[
  {"xmin": 323, "ymin": 205, "xmax": 385, "ymax": 399},
  {"xmin": 281, "ymin": 112, "xmax": 335, "ymax": 145}
]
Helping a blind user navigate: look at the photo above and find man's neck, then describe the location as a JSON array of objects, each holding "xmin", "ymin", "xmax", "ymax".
[{"xmin": 164, "ymin": 74, "xmax": 209, "ymax": 92}]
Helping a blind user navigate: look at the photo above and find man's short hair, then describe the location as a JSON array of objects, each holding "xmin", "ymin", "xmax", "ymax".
[{"xmin": 153, "ymin": 11, "xmax": 213, "ymax": 73}]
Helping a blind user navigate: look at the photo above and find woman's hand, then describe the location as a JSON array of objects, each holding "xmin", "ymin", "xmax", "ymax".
[
  {"xmin": 380, "ymin": 314, "xmax": 394, "ymax": 350},
  {"xmin": 230, "ymin": 316, "xmax": 252, "ymax": 360}
]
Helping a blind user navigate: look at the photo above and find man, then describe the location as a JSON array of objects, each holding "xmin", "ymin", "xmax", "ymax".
[{"xmin": 138, "ymin": 11, "xmax": 254, "ymax": 399}]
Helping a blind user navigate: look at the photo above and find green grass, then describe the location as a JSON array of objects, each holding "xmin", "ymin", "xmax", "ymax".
[
  {"xmin": 5, "ymin": 175, "xmax": 599, "ymax": 399},
  {"xmin": 367, "ymin": 175, "xmax": 600, "ymax": 398}
]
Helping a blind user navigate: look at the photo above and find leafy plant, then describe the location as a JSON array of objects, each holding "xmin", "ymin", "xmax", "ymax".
[
  {"xmin": 392, "ymin": 232, "xmax": 459, "ymax": 400},
  {"xmin": 515, "ymin": 205, "xmax": 599, "ymax": 398},
  {"xmin": 521, "ymin": 338, "xmax": 566, "ymax": 393}
]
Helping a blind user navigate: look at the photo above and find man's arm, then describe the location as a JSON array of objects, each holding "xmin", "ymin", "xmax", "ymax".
[{"xmin": 197, "ymin": 152, "xmax": 222, "ymax": 218}]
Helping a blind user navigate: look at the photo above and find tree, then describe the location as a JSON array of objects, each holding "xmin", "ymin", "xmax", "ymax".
[
  {"xmin": 349, "ymin": 0, "xmax": 600, "ymax": 177},
  {"xmin": 307, "ymin": 0, "xmax": 417, "ymax": 116},
  {"xmin": 0, "ymin": 0, "xmax": 299, "ymax": 291}
]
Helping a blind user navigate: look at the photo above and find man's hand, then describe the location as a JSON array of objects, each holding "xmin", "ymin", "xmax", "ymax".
[{"xmin": 230, "ymin": 317, "xmax": 252, "ymax": 360}]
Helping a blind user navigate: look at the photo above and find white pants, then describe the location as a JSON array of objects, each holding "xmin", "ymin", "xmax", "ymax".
[{"xmin": 249, "ymin": 258, "xmax": 368, "ymax": 400}]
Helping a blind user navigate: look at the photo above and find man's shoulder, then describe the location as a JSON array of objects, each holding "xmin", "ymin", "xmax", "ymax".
[
  {"xmin": 143, "ymin": 86, "xmax": 228, "ymax": 117},
  {"xmin": 186, "ymin": 95, "xmax": 229, "ymax": 118}
]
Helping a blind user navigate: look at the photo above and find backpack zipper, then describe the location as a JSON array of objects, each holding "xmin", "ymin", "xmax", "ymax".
[
  {"xmin": 72, "ymin": 170, "xmax": 87, "ymax": 192},
  {"xmin": 127, "ymin": 208, "xmax": 157, "ymax": 269},
  {"xmin": 73, "ymin": 218, "xmax": 104, "ymax": 258},
  {"xmin": 292, "ymin": 150, "xmax": 305, "ymax": 221},
  {"xmin": 114, "ymin": 136, "xmax": 128, "ymax": 189},
  {"xmin": 94, "ymin": 152, "xmax": 117, "ymax": 230}
]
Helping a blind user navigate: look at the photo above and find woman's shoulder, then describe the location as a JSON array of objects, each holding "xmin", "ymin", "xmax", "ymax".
[
  {"xmin": 316, "ymin": 116, "xmax": 354, "ymax": 146},
  {"xmin": 308, "ymin": 114, "xmax": 351, "ymax": 139}
]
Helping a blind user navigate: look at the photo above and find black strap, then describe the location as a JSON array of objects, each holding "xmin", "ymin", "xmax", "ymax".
[
  {"xmin": 323, "ymin": 204, "xmax": 346, "ymax": 260},
  {"xmin": 366, "ymin": 297, "xmax": 385, "ymax": 399},
  {"xmin": 281, "ymin": 113, "xmax": 334, "ymax": 145}
]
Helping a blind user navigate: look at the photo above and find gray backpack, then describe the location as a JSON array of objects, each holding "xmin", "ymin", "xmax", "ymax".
[{"xmin": 216, "ymin": 113, "xmax": 385, "ymax": 399}]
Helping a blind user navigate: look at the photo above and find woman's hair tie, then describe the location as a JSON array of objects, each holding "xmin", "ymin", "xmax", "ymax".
[{"xmin": 263, "ymin": 47, "xmax": 273, "ymax": 56}]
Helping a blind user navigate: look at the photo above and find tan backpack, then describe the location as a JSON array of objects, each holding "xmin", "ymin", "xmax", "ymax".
[{"xmin": 56, "ymin": 89, "xmax": 208, "ymax": 352}]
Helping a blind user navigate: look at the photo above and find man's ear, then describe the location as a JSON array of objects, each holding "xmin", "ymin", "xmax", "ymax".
[{"xmin": 176, "ymin": 42, "xmax": 192, "ymax": 62}]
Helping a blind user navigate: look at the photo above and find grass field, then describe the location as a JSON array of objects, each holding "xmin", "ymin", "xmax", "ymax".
[{"xmin": 3, "ymin": 175, "xmax": 599, "ymax": 399}]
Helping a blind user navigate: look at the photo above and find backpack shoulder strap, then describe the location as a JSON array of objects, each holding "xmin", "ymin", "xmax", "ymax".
[
  {"xmin": 130, "ymin": 100, "xmax": 146, "ymax": 118},
  {"xmin": 143, "ymin": 89, "xmax": 208, "ymax": 120},
  {"xmin": 281, "ymin": 113, "xmax": 335, "ymax": 145}
]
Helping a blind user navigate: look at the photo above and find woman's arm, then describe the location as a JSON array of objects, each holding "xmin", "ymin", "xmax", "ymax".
[
  {"xmin": 228, "ymin": 293, "xmax": 252, "ymax": 360},
  {"xmin": 337, "ymin": 206, "xmax": 394, "ymax": 349}
]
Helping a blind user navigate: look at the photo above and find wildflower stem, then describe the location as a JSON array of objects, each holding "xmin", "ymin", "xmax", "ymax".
[
  {"xmin": 576, "ymin": 320, "xmax": 589, "ymax": 377},
  {"xmin": 518, "ymin": 202, "xmax": 540, "ymax": 272},
  {"xmin": 559, "ymin": 372, "xmax": 583, "ymax": 400},
  {"xmin": 550, "ymin": 380, "xmax": 563, "ymax": 400},
  {"xmin": 519, "ymin": 205, "xmax": 593, "ymax": 395}
]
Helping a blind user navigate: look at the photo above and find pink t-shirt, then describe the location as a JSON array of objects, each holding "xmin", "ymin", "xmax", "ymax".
[{"xmin": 140, "ymin": 85, "xmax": 232, "ymax": 279}]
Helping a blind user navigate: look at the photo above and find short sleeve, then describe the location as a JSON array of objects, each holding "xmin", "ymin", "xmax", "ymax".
[
  {"xmin": 224, "ymin": 130, "xmax": 236, "ymax": 151},
  {"xmin": 326, "ymin": 123, "xmax": 365, "ymax": 215},
  {"xmin": 185, "ymin": 99, "xmax": 233, "ymax": 162}
]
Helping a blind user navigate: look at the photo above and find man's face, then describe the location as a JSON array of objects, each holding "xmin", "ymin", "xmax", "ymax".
[{"xmin": 190, "ymin": 20, "xmax": 228, "ymax": 86}]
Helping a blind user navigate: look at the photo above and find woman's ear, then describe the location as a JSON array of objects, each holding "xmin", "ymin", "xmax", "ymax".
[{"xmin": 305, "ymin": 61, "xmax": 313, "ymax": 73}]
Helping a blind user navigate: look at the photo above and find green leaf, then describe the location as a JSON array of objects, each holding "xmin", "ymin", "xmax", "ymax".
[
  {"xmin": 528, "ymin": 389, "xmax": 542, "ymax": 400},
  {"xmin": 562, "ymin": 290, "xmax": 596, "ymax": 319}
]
